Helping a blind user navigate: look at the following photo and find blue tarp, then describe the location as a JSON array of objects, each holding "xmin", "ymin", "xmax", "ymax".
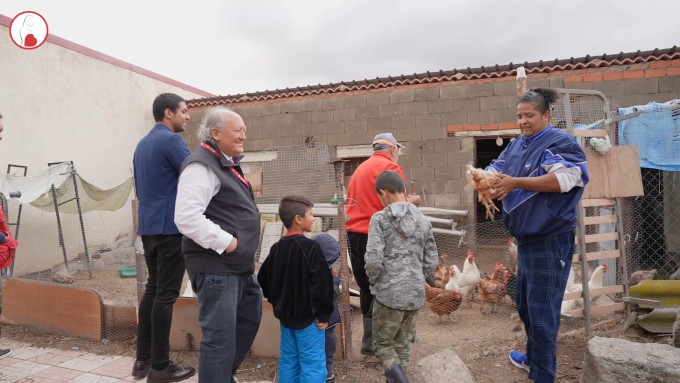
[{"xmin": 619, "ymin": 100, "xmax": 680, "ymax": 171}]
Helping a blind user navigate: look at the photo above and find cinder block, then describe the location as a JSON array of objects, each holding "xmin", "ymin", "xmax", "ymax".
[
  {"xmin": 625, "ymin": 78, "xmax": 659, "ymax": 94},
  {"xmin": 467, "ymin": 110, "xmax": 495, "ymax": 124},
  {"xmin": 453, "ymin": 98, "xmax": 480, "ymax": 112},
  {"xmin": 440, "ymin": 85, "xmax": 467, "ymax": 100},
  {"xmin": 459, "ymin": 137, "xmax": 475, "ymax": 153},
  {"xmin": 415, "ymin": 87, "xmax": 440, "ymax": 101},
  {"xmin": 610, "ymin": 94, "xmax": 649, "ymax": 108},
  {"xmin": 253, "ymin": 114, "xmax": 292, "ymax": 130},
  {"xmin": 367, "ymin": 92, "xmax": 390, "ymax": 106},
  {"xmin": 447, "ymin": 151, "xmax": 474, "ymax": 166},
  {"xmin": 300, "ymin": 99, "xmax": 321, "ymax": 111},
  {"xmin": 421, "ymin": 126, "xmax": 446, "ymax": 140},
  {"xmin": 527, "ymin": 78, "xmax": 550, "ymax": 89},
  {"xmin": 435, "ymin": 166, "xmax": 461, "ymax": 180},
  {"xmin": 261, "ymin": 103, "xmax": 281, "ymax": 116},
  {"xmin": 494, "ymin": 109, "xmax": 518, "ymax": 124},
  {"xmin": 407, "ymin": 140, "xmax": 435, "ymax": 154},
  {"xmin": 441, "ymin": 111, "xmax": 468, "ymax": 125},
  {"xmin": 242, "ymin": 140, "xmax": 255, "ymax": 152},
  {"xmin": 421, "ymin": 180, "xmax": 448, "ymax": 194},
  {"xmin": 241, "ymin": 105, "xmax": 262, "ymax": 117},
  {"xmin": 565, "ymin": 82, "xmax": 594, "ymax": 90},
  {"xmin": 480, "ymin": 96, "xmax": 508, "ymax": 110},
  {"xmin": 396, "ymin": 154, "xmax": 422, "ymax": 168},
  {"xmin": 392, "ymin": 115, "xmax": 415, "ymax": 130},
  {"xmin": 493, "ymin": 81, "xmax": 516, "ymax": 96},
  {"xmin": 435, "ymin": 139, "xmax": 459, "ymax": 153},
  {"xmin": 345, "ymin": 120, "xmax": 367, "ymax": 133},
  {"xmin": 322, "ymin": 97, "xmax": 345, "ymax": 111},
  {"xmin": 322, "ymin": 121, "xmax": 345, "ymax": 135},
  {"xmin": 302, "ymin": 123, "xmax": 325, "ymax": 137},
  {"xmin": 423, "ymin": 153, "xmax": 448, "ymax": 166},
  {"xmin": 427, "ymin": 99, "xmax": 453, "ymax": 113},
  {"xmin": 390, "ymin": 89, "xmax": 415, "ymax": 104},
  {"xmin": 334, "ymin": 108, "xmax": 356, "ymax": 121},
  {"xmin": 594, "ymin": 80, "xmax": 626, "ymax": 96},
  {"xmin": 655, "ymin": 91, "xmax": 680, "ymax": 102},
  {"xmin": 403, "ymin": 102, "xmax": 428, "ymax": 115},
  {"xmin": 549, "ymin": 76, "xmax": 564, "ymax": 89},
  {"xmin": 395, "ymin": 128, "xmax": 421, "ymax": 142},
  {"xmin": 343, "ymin": 94, "xmax": 367, "ymax": 108},
  {"xmin": 260, "ymin": 125, "xmax": 281, "ymax": 139},
  {"xmin": 282, "ymin": 124, "xmax": 303, "ymax": 137},
  {"xmin": 326, "ymin": 133, "xmax": 350, "ymax": 146},
  {"xmin": 280, "ymin": 102, "xmax": 301, "ymax": 113},
  {"xmin": 252, "ymin": 139, "xmax": 274, "ymax": 151},
  {"xmin": 466, "ymin": 83, "xmax": 493, "ymax": 98},
  {"xmin": 291, "ymin": 111, "xmax": 312, "ymax": 124},
  {"xmin": 379, "ymin": 103, "xmax": 403, "ymax": 117},
  {"xmin": 416, "ymin": 114, "xmax": 441, "ymax": 128},
  {"xmin": 356, "ymin": 105, "xmax": 380, "ymax": 119},
  {"xmin": 410, "ymin": 167, "xmax": 435, "ymax": 181},
  {"xmin": 367, "ymin": 117, "xmax": 392, "ymax": 131},
  {"xmin": 433, "ymin": 193, "xmax": 461, "ymax": 208},
  {"xmin": 312, "ymin": 110, "xmax": 334, "ymax": 123},
  {"xmin": 659, "ymin": 77, "xmax": 680, "ymax": 93},
  {"xmin": 348, "ymin": 131, "xmax": 375, "ymax": 145}
]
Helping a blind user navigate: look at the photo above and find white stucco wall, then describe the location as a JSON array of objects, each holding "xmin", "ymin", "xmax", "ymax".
[{"xmin": 0, "ymin": 24, "xmax": 206, "ymax": 276}]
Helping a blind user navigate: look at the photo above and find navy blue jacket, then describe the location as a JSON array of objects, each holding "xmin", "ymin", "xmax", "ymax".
[
  {"xmin": 488, "ymin": 126, "xmax": 588, "ymax": 244},
  {"xmin": 133, "ymin": 124, "xmax": 190, "ymax": 235}
]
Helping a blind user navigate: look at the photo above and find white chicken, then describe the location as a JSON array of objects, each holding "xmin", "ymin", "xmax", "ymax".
[
  {"xmin": 444, "ymin": 266, "xmax": 460, "ymax": 291},
  {"xmin": 570, "ymin": 264, "xmax": 608, "ymax": 307},
  {"xmin": 561, "ymin": 266, "xmax": 578, "ymax": 314},
  {"xmin": 457, "ymin": 249, "xmax": 481, "ymax": 304},
  {"xmin": 589, "ymin": 135, "xmax": 612, "ymax": 155}
]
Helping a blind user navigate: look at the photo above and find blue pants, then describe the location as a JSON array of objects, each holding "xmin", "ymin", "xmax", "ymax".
[
  {"xmin": 278, "ymin": 322, "xmax": 326, "ymax": 383},
  {"xmin": 516, "ymin": 231, "xmax": 573, "ymax": 383},
  {"xmin": 190, "ymin": 273, "xmax": 262, "ymax": 383}
]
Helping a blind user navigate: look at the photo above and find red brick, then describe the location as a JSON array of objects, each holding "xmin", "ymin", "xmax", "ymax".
[
  {"xmin": 564, "ymin": 75, "xmax": 583, "ymax": 83},
  {"xmin": 629, "ymin": 63, "xmax": 649, "ymax": 70},
  {"xmin": 583, "ymin": 73, "xmax": 603, "ymax": 82},
  {"xmin": 650, "ymin": 61, "xmax": 671, "ymax": 69},
  {"xmin": 623, "ymin": 70, "xmax": 644, "ymax": 79},
  {"xmin": 645, "ymin": 68, "xmax": 666, "ymax": 78},
  {"xmin": 668, "ymin": 67, "xmax": 680, "ymax": 77},
  {"xmin": 463, "ymin": 124, "xmax": 481, "ymax": 131},
  {"xmin": 446, "ymin": 125, "xmax": 464, "ymax": 133},
  {"xmin": 481, "ymin": 124, "xmax": 498, "ymax": 131},
  {"xmin": 603, "ymin": 72, "xmax": 623, "ymax": 81},
  {"xmin": 672, "ymin": 59, "xmax": 680, "ymax": 67},
  {"xmin": 498, "ymin": 122, "xmax": 517, "ymax": 130}
]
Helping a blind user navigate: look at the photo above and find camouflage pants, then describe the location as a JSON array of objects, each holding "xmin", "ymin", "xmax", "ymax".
[{"xmin": 372, "ymin": 299, "xmax": 418, "ymax": 371}]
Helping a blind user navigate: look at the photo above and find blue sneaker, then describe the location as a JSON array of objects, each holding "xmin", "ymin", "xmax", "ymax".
[{"xmin": 509, "ymin": 350, "xmax": 530, "ymax": 372}]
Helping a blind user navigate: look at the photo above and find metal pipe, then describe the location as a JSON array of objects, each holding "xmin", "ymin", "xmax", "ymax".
[
  {"xmin": 419, "ymin": 207, "xmax": 468, "ymax": 217},
  {"xmin": 432, "ymin": 227, "xmax": 466, "ymax": 237}
]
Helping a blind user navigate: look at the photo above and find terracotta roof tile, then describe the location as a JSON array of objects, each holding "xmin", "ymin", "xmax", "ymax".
[{"xmin": 187, "ymin": 46, "xmax": 679, "ymax": 107}]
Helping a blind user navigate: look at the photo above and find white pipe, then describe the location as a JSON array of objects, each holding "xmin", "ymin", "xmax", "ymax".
[
  {"xmin": 419, "ymin": 207, "xmax": 468, "ymax": 217},
  {"xmin": 432, "ymin": 227, "xmax": 467, "ymax": 237}
]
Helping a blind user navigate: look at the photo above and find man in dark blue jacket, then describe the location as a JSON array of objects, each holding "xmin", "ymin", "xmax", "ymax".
[{"xmin": 131, "ymin": 93, "xmax": 194, "ymax": 382}]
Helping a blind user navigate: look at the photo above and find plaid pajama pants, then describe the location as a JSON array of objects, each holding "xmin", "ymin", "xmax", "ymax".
[{"xmin": 516, "ymin": 231, "xmax": 574, "ymax": 383}]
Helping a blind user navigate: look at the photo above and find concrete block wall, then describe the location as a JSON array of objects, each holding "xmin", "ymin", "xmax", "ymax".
[{"xmin": 187, "ymin": 58, "xmax": 680, "ymax": 225}]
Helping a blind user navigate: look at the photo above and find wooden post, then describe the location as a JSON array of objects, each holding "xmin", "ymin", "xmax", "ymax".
[{"xmin": 333, "ymin": 160, "xmax": 352, "ymax": 360}]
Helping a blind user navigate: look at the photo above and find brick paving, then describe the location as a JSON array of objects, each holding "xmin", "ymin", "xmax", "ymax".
[{"xmin": 0, "ymin": 339, "xmax": 200, "ymax": 383}]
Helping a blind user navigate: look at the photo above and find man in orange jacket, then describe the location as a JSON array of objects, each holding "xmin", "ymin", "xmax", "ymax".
[{"xmin": 345, "ymin": 133, "xmax": 419, "ymax": 355}]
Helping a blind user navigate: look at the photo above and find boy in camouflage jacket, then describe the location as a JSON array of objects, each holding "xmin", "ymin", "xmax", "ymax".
[{"xmin": 365, "ymin": 170, "xmax": 438, "ymax": 382}]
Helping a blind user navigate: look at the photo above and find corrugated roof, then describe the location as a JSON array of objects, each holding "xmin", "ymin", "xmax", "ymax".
[{"xmin": 187, "ymin": 46, "xmax": 679, "ymax": 107}]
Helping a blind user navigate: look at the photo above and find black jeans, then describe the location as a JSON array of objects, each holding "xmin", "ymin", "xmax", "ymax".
[
  {"xmin": 136, "ymin": 234, "xmax": 185, "ymax": 368},
  {"xmin": 348, "ymin": 232, "xmax": 373, "ymax": 318}
]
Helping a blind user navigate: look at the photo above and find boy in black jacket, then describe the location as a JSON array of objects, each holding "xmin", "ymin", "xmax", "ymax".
[{"xmin": 257, "ymin": 195, "xmax": 335, "ymax": 382}]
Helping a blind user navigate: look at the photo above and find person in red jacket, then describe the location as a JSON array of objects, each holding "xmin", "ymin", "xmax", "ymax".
[
  {"xmin": 345, "ymin": 133, "xmax": 419, "ymax": 355},
  {"xmin": 0, "ymin": 112, "xmax": 18, "ymax": 359}
]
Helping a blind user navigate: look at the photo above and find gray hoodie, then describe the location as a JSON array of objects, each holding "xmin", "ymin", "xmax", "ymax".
[{"xmin": 365, "ymin": 201, "xmax": 438, "ymax": 311}]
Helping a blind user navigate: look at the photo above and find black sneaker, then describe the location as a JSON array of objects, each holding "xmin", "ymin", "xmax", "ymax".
[{"xmin": 0, "ymin": 349, "xmax": 10, "ymax": 358}]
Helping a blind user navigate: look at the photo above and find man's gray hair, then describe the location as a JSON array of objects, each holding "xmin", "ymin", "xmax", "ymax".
[{"xmin": 197, "ymin": 106, "xmax": 233, "ymax": 144}]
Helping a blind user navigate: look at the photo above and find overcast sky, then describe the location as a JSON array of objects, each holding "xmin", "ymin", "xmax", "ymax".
[{"xmin": 2, "ymin": 0, "xmax": 679, "ymax": 96}]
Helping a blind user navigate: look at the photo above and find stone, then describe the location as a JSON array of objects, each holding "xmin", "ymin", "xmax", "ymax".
[
  {"xmin": 580, "ymin": 336, "xmax": 680, "ymax": 383},
  {"xmin": 413, "ymin": 348, "xmax": 475, "ymax": 383}
]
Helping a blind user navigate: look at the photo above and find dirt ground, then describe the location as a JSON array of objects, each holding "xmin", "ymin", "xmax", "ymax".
[{"xmin": 1, "ymin": 295, "xmax": 670, "ymax": 383}]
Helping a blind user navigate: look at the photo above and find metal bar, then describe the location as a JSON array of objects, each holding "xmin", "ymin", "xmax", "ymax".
[
  {"xmin": 432, "ymin": 227, "xmax": 467, "ymax": 237},
  {"xmin": 615, "ymin": 197, "xmax": 632, "ymax": 324},
  {"xmin": 57, "ymin": 197, "xmax": 78, "ymax": 206},
  {"xmin": 69, "ymin": 162, "xmax": 92, "ymax": 279},
  {"xmin": 424, "ymin": 215, "xmax": 455, "ymax": 228},
  {"xmin": 418, "ymin": 207, "xmax": 468, "ymax": 217},
  {"xmin": 51, "ymin": 184, "xmax": 69, "ymax": 272},
  {"xmin": 622, "ymin": 297, "xmax": 662, "ymax": 307},
  {"xmin": 604, "ymin": 109, "xmax": 639, "ymax": 124},
  {"xmin": 561, "ymin": 91, "xmax": 575, "ymax": 135},
  {"xmin": 333, "ymin": 160, "xmax": 352, "ymax": 361},
  {"xmin": 575, "ymin": 201, "xmax": 593, "ymax": 337}
]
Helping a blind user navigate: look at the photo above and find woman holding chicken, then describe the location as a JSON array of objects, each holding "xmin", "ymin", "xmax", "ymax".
[{"xmin": 485, "ymin": 88, "xmax": 588, "ymax": 383}]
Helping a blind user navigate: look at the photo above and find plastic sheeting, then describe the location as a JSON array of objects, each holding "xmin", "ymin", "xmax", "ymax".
[
  {"xmin": 0, "ymin": 164, "xmax": 133, "ymax": 213},
  {"xmin": 619, "ymin": 100, "xmax": 680, "ymax": 171}
]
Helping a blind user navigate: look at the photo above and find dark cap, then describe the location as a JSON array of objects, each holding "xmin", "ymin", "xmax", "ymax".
[
  {"xmin": 372, "ymin": 133, "xmax": 404, "ymax": 150},
  {"xmin": 312, "ymin": 233, "xmax": 340, "ymax": 268}
]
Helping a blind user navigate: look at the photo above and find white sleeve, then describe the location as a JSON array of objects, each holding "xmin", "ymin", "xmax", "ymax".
[
  {"xmin": 543, "ymin": 163, "xmax": 584, "ymax": 193},
  {"xmin": 174, "ymin": 163, "xmax": 233, "ymax": 254}
]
